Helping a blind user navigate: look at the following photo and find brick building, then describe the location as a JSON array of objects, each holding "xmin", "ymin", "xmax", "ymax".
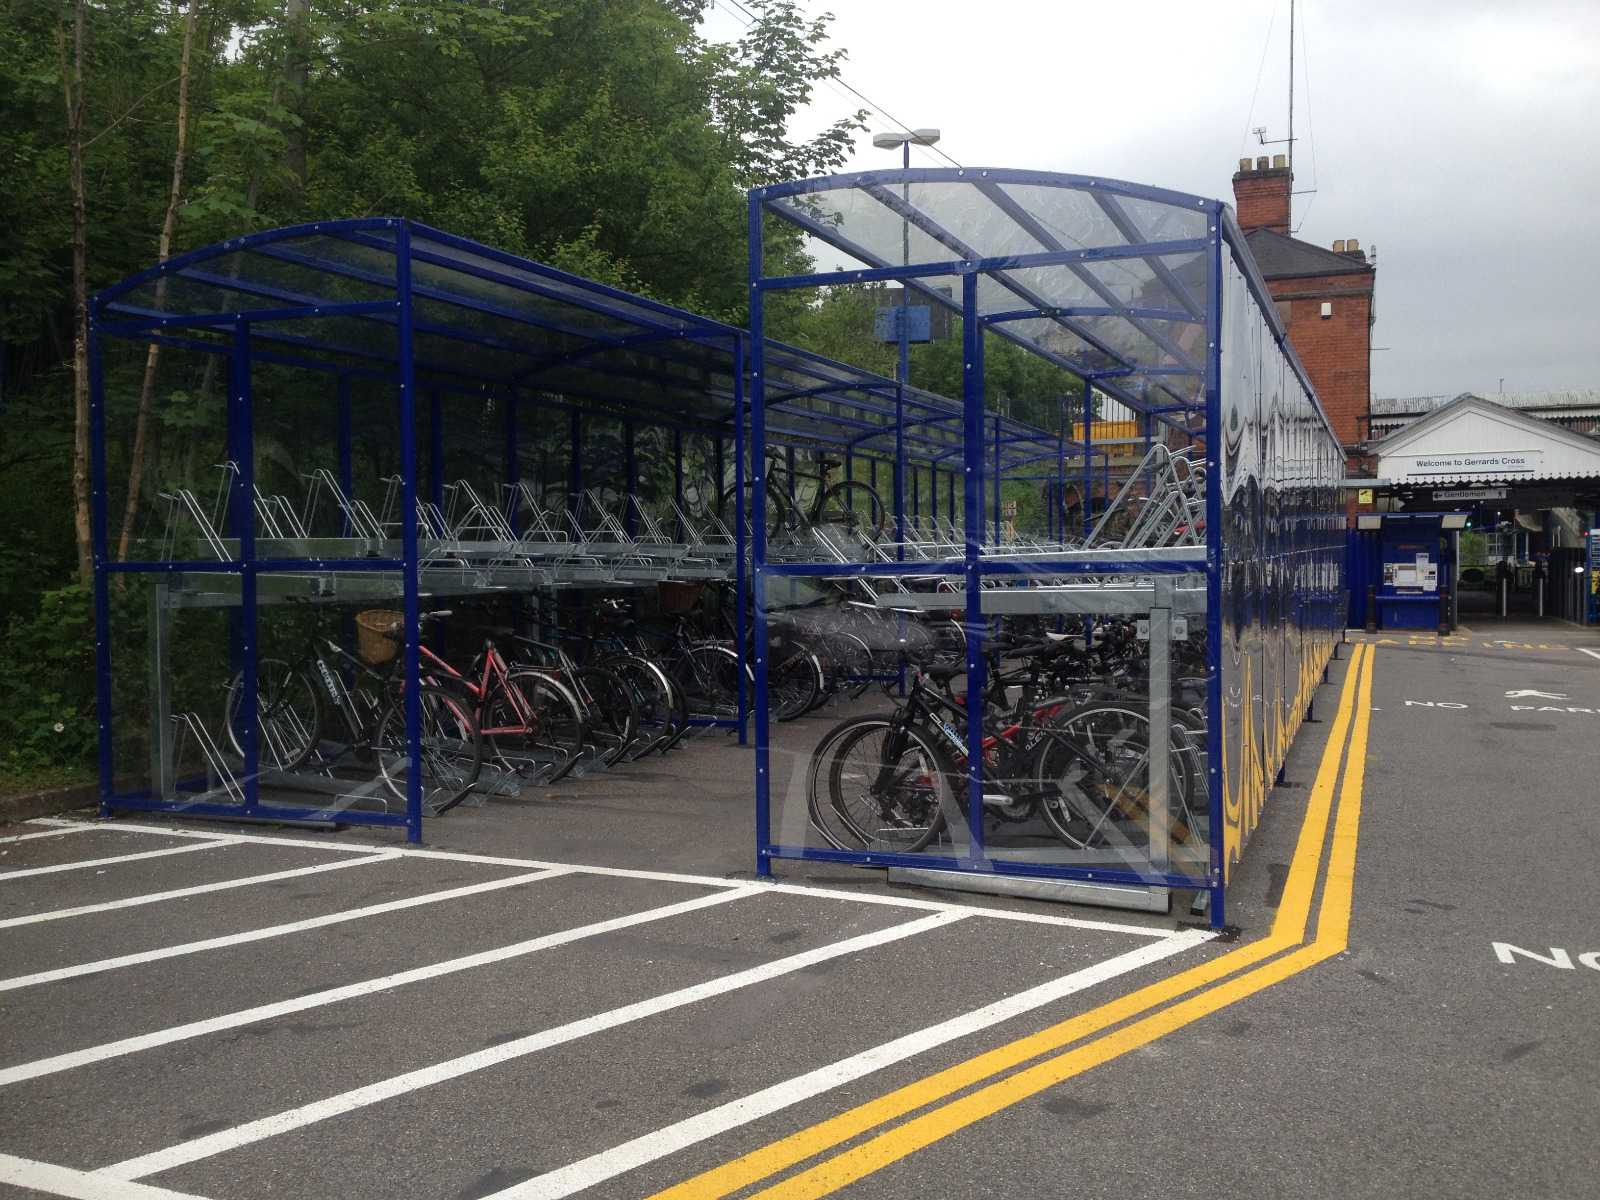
[{"xmin": 1231, "ymin": 155, "xmax": 1376, "ymax": 466}]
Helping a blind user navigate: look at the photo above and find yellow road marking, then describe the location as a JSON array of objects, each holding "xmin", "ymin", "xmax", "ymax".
[
  {"xmin": 744, "ymin": 650, "xmax": 1377, "ymax": 1200},
  {"xmin": 648, "ymin": 644, "xmax": 1371, "ymax": 1200}
]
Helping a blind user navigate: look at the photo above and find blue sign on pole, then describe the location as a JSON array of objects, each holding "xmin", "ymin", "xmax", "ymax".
[
  {"xmin": 874, "ymin": 304, "xmax": 931, "ymax": 343},
  {"xmin": 1587, "ymin": 529, "xmax": 1600, "ymax": 624}
]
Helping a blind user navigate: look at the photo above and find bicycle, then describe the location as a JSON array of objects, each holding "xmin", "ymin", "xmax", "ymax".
[
  {"xmin": 806, "ymin": 636, "xmax": 1194, "ymax": 856},
  {"xmin": 720, "ymin": 453, "xmax": 888, "ymax": 541},
  {"xmin": 222, "ymin": 609, "xmax": 484, "ymax": 813}
]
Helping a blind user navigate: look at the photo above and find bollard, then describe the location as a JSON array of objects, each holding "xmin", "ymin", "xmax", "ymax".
[
  {"xmin": 1365, "ymin": 585, "xmax": 1378, "ymax": 634},
  {"xmin": 1438, "ymin": 585, "xmax": 1451, "ymax": 636}
]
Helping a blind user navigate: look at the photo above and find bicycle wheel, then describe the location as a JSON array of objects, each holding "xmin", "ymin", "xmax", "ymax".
[
  {"xmin": 485, "ymin": 669, "xmax": 587, "ymax": 784},
  {"xmin": 578, "ymin": 665, "xmax": 638, "ymax": 766},
  {"xmin": 719, "ymin": 480, "xmax": 787, "ymax": 540},
  {"xmin": 223, "ymin": 659, "xmax": 320, "ymax": 773},
  {"xmin": 807, "ymin": 716, "xmax": 952, "ymax": 853},
  {"xmin": 672, "ymin": 643, "xmax": 747, "ymax": 718},
  {"xmin": 768, "ymin": 645, "xmax": 821, "ymax": 721},
  {"xmin": 605, "ymin": 654, "xmax": 681, "ymax": 757},
  {"xmin": 1032, "ymin": 704, "xmax": 1187, "ymax": 852},
  {"xmin": 815, "ymin": 479, "xmax": 888, "ymax": 537},
  {"xmin": 375, "ymin": 684, "xmax": 483, "ymax": 813}
]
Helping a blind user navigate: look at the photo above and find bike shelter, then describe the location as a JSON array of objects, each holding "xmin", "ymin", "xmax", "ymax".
[
  {"xmin": 747, "ymin": 170, "xmax": 1347, "ymax": 926},
  {"xmin": 85, "ymin": 218, "xmax": 1066, "ymax": 846}
]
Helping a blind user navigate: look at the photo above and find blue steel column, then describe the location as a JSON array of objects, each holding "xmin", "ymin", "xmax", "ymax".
[
  {"xmin": 337, "ymin": 374, "xmax": 353, "ymax": 536},
  {"xmin": 992, "ymin": 415, "xmax": 1002, "ymax": 544},
  {"xmin": 428, "ymin": 388, "xmax": 444, "ymax": 513},
  {"xmin": 88, "ymin": 313, "xmax": 114, "ymax": 815},
  {"xmin": 733, "ymin": 334, "xmax": 749, "ymax": 746},
  {"xmin": 748, "ymin": 195, "xmax": 772, "ymax": 876},
  {"xmin": 504, "ymin": 389, "xmax": 520, "ymax": 536},
  {"xmin": 673, "ymin": 427, "xmax": 684, "ymax": 541},
  {"xmin": 1082, "ymin": 377, "xmax": 1094, "ymax": 538},
  {"xmin": 623, "ymin": 420, "xmax": 637, "ymax": 536},
  {"xmin": 568, "ymin": 409, "xmax": 582, "ymax": 510},
  {"xmin": 396, "ymin": 223, "xmax": 424, "ymax": 844},
  {"xmin": 960, "ymin": 271, "xmax": 987, "ymax": 864},
  {"xmin": 1204, "ymin": 215, "xmax": 1226, "ymax": 927},
  {"xmin": 231, "ymin": 322, "xmax": 261, "ymax": 816},
  {"xmin": 1056, "ymin": 403, "xmax": 1067, "ymax": 542}
]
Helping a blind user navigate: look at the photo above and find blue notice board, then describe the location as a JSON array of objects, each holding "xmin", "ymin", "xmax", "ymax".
[
  {"xmin": 1588, "ymin": 529, "xmax": 1600, "ymax": 623},
  {"xmin": 874, "ymin": 304, "xmax": 931, "ymax": 343}
]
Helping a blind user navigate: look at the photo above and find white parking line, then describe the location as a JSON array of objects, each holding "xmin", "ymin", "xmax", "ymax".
[
  {"xmin": 0, "ymin": 885, "xmax": 760, "ymax": 1088},
  {"xmin": 0, "ymin": 1152, "xmax": 212, "ymax": 1199},
  {"xmin": 0, "ymin": 825, "xmax": 103, "ymax": 846},
  {"xmin": 1580, "ymin": 648, "xmax": 1600, "ymax": 662},
  {"xmin": 499, "ymin": 928, "xmax": 1212, "ymax": 1200},
  {"xmin": 0, "ymin": 868, "xmax": 567, "ymax": 993},
  {"xmin": 0, "ymin": 839, "xmax": 237, "ymax": 882},
  {"xmin": 27, "ymin": 819, "xmax": 1183, "ymax": 937},
  {"xmin": 99, "ymin": 911, "xmax": 965, "ymax": 1182},
  {"xmin": 0, "ymin": 852, "xmax": 402, "ymax": 931}
]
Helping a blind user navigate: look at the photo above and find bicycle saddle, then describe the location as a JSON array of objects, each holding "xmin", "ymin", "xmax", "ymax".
[{"xmin": 922, "ymin": 661, "xmax": 966, "ymax": 685}]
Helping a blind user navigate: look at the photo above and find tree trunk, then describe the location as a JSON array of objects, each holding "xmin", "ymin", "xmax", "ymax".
[
  {"xmin": 283, "ymin": 0, "xmax": 310, "ymax": 190},
  {"xmin": 62, "ymin": 0, "xmax": 93, "ymax": 585},
  {"xmin": 116, "ymin": 0, "xmax": 201, "ymax": 563}
]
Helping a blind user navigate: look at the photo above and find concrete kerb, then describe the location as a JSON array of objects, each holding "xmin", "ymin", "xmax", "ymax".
[{"xmin": 0, "ymin": 790, "xmax": 96, "ymax": 830}]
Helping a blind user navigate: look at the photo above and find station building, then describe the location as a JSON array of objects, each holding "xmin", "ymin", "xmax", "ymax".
[{"xmin": 1229, "ymin": 157, "xmax": 1600, "ymax": 629}]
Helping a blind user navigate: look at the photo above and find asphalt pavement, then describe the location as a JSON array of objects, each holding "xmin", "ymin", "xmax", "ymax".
[{"xmin": 2, "ymin": 621, "xmax": 1596, "ymax": 1200}]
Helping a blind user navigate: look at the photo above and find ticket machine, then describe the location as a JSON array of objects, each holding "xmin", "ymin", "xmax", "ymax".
[{"xmin": 1356, "ymin": 512, "xmax": 1461, "ymax": 631}]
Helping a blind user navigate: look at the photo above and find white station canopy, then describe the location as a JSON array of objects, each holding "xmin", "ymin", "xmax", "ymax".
[{"xmin": 1374, "ymin": 395, "xmax": 1600, "ymax": 486}]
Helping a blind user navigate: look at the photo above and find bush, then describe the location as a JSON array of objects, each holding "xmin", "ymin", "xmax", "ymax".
[{"xmin": 0, "ymin": 583, "xmax": 100, "ymax": 773}]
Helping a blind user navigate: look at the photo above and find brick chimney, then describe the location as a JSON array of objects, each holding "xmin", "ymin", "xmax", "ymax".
[{"xmin": 1232, "ymin": 153, "xmax": 1292, "ymax": 235}]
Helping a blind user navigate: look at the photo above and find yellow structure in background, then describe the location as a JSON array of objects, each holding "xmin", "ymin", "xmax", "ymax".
[{"xmin": 1068, "ymin": 419, "xmax": 1140, "ymax": 442}]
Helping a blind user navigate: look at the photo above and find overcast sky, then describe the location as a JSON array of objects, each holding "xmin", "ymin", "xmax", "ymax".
[{"xmin": 703, "ymin": 0, "xmax": 1600, "ymax": 401}]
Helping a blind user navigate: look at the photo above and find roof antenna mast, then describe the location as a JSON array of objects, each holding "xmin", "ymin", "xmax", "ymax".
[
  {"xmin": 1253, "ymin": 1, "xmax": 1308, "ymax": 227},
  {"xmin": 1287, "ymin": 0, "xmax": 1295, "ymax": 183}
]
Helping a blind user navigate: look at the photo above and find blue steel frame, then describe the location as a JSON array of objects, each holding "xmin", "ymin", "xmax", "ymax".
[
  {"xmin": 748, "ymin": 170, "xmax": 1346, "ymax": 924},
  {"xmin": 88, "ymin": 217, "xmax": 1071, "ymax": 843}
]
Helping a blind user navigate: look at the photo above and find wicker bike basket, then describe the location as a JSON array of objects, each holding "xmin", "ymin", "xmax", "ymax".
[{"xmin": 355, "ymin": 609, "xmax": 405, "ymax": 666}]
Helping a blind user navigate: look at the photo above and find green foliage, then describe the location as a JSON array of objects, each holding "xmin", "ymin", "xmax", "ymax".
[
  {"xmin": 0, "ymin": 0, "xmax": 866, "ymax": 776},
  {"xmin": 0, "ymin": 585, "xmax": 99, "ymax": 772}
]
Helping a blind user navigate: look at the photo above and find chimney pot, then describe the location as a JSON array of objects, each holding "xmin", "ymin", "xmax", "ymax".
[
  {"xmin": 1256, "ymin": 156, "xmax": 1269, "ymax": 171},
  {"xmin": 1238, "ymin": 157, "xmax": 1253, "ymax": 172},
  {"xmin": 1333, "ymin": 239, "xmax": 1346, "ymax": 253},
  {"xmin": 1347, "ymin": 238, "xmax": 1360, "ymax": 253},
  {"xmin": 1272, "ymin": 153, "xmax": 1288, "ymax": 169}
]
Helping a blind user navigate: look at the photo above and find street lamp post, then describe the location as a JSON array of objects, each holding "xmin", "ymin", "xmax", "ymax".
[{"xmin": 871, "ymin": 128, "xmax": 939, "ymax": 552}]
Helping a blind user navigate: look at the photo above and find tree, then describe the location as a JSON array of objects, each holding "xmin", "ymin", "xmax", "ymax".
[
  {"xmin": 117, "ymin": 0, "xmax": 208, "ymax": 564},
  {"xmin": 61, "ymin": 0, "xmax": 92, "ymax": 583}
]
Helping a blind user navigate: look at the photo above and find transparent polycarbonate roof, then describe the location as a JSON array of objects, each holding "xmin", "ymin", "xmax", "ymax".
[
  {"xmin": 93, "ymin": 217, "xmax": 1064, "ymax": 467},
  {"xmin": 757, "ymin": 169, "xmax": 1219, "ymax": 419}
]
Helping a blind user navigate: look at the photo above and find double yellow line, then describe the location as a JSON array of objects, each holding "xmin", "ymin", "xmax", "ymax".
[{"xmin": 651, "ymin": 642, "xmax": 1376, "ymax": 1200}]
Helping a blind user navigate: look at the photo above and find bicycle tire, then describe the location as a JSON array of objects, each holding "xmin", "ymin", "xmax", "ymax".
[
  {"xmin": 1032, "ymin": 703, "xmax": 1190, "ymax": 851},
  {"xmin": 579, "ymin": 664, "xmax": 638, "ymax": 766},
  {"xmin": 605, "ymin": 654, "xmax": 680, "ymax": 757},
  {"xmin": 719, "ymin": 480, "xmax": 787, "ymax": 541},
  {"xmin": 768, "ymin": 646, "xmax": 820, "ymax": 721},
  {"xmin": 375, "ymin": 683, "xmax": 483, "ymax": 813},
  {"xmin": 806, "ymin": 716, "xmax": 952, "ymax": 853},
  {"xmin": 814, "ymin": 479, "xmax": 889, "ymax": 536},
  {"xmin": 671, "ymin": 642, "xmax": 744, "ymax": 717},
  {"xmin": 486, "ymin": 669, "xmax": 587, "ymax": 784},
  {"xmin": 223, "ymin": 659, "xmax": 321, "ymax": 773}
]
